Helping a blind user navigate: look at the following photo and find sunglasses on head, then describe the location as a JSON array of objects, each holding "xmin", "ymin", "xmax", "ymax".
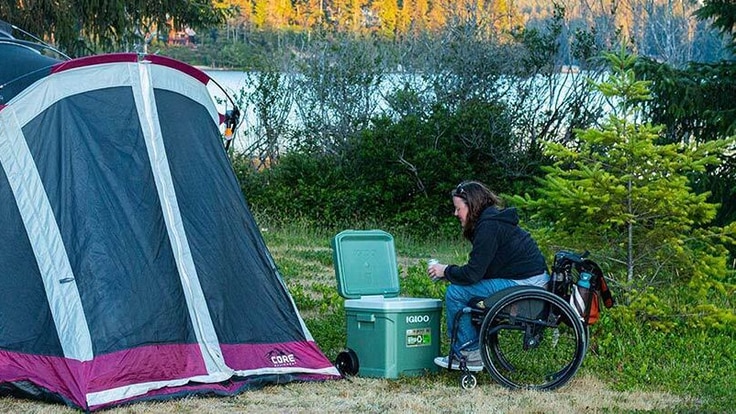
[{"xmin": 452, "ymin": 183, "xmax": 467, "ymax": 198}]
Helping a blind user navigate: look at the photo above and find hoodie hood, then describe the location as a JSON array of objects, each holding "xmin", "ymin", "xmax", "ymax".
[{"xmin": 479, "ymin": 206, "xmax": 519, "ymax": 226}]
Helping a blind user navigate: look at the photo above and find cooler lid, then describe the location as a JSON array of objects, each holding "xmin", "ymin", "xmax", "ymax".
[
  {"xmin": 332, "ymin": 230, "xmax": 400, "ymax": 299},
  {"xmin": 344, "ymin": 296, "xmax": 443, "ymax": 311}
]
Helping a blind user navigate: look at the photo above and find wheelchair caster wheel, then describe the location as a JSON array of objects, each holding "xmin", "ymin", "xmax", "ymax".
[
  {"xmin": 335, "ymin": 348, "xmax": 359, "ymax": 377},
  {"xmin": 460, "ymin": 373, "xmax": 477, "ymax": 390}
]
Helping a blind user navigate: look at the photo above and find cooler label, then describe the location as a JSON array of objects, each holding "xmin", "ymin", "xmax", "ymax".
[{"xmin": 406, "ymin": 328, "xmax": 432, "ymax": 347}]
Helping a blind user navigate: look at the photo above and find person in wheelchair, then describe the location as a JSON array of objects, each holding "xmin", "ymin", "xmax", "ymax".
[{"xmin": 427, "ymin": 180, "xmax": 549, "ymax": 372}]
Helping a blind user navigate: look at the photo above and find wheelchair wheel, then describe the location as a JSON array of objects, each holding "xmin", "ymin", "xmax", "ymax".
[
  {"xmin": 478, "ymin": 287, "xmax": 587, "ymax": 391},
  {"xmin": 460, "ymin": 373, "xmax": 477, "ymax": 390}
]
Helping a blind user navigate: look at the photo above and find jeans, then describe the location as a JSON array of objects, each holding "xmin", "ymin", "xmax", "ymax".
[{"xmin": 445, "ymin": 273, "xmax": 549, "ymax": 352}]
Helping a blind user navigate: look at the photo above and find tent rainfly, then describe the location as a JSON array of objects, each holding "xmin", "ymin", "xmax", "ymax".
[{"xmin": 0, "ymin": 38, "xmax": 340, "ymax": 410}]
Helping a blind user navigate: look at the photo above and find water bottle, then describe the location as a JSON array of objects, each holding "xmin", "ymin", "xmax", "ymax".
[
  {"xmin": 578, "ymin": 271, "xmax": 592, "ymax": 289},
  {"xmin": 570, "ymin": 271, "xmax": 592, "ymax": 320}
]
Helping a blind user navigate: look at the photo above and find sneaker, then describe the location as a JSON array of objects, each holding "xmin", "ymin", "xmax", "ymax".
[{"xmin": 434, "ymin": 349, "xmax": 484, "ymax": 372}]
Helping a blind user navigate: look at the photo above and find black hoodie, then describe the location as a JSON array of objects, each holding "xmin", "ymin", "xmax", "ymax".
[{"xmin": 444, "ymin": 206, "xmax": 547, "ymax": 286}]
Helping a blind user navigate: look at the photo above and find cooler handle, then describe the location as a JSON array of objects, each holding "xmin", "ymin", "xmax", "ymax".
[{"xmin": 356, "ymin": 314, "xmax": 375, "ymax": 322}]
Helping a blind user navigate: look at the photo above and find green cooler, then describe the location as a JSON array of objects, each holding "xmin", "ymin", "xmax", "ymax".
[{"xmin": 332, "ymin": 230, "xmax": 442, "ymax": 378}]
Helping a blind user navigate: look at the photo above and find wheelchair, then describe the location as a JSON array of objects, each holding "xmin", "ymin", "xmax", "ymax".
[{"xmin": 445, "ymin": 275, "xmax": 588, "ymax": 391}]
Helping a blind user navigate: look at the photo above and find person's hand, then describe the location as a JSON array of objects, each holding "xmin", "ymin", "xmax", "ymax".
[{"xmin": 427, "ymin": 263, "xmax": 447, "ymax": 281}]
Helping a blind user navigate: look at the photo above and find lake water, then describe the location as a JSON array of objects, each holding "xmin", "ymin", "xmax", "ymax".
[
  {"xmin": 204, "ymin": 69, "xmax": 598, "ymax": 153},
  {"xmin": 205, "ymin": 69, "xmax": 420, "ymax": 152}
]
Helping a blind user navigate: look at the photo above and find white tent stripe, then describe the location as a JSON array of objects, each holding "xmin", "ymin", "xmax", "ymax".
[
  {"xmin": 148, "ymin": 64, "xmax": 219, "ymax": 124},
  {"xmin": 85, "ymin": 372, "xmax": 231, "ymax": 407},
  {"xmin": 7, "ymin": 63, "xmax": 134, "ymax": 125},
  {"xmin": 0, "ymin": 107, "xmax": 93, "ymax": 361},
  {"xmin": 85, "ymin": 366, "xmax": 339, "ymax": 407},
  {"xmin": 131, "ymin": 61, "xmax": 230, "ymax": 376}
]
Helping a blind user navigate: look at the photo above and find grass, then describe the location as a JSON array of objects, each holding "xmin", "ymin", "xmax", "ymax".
[
  {"xmin": 0, "ymin": 375, "xmax": 687, "ymax": 413},
  {"xmin": 265, "ymin": 222, "xmax": 735, "ymax": 413},
  {"xmin": 1, "ymin": 221, "xmax": 733, "ymax": 412}
]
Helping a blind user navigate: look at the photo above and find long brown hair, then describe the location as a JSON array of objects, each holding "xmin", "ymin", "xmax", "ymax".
[{"xmin": 451, "ymin": 180, "xmax": 504, "ymax": 240}]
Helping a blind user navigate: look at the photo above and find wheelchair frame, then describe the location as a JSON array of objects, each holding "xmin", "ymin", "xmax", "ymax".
[{"xmin": 445, "ymin": 266, "xmax": 589, "ymax": 390}]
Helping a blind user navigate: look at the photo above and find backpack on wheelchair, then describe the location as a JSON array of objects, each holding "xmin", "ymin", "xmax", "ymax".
[{"xmin": 445, "ymin": 250, "xmax": 614, "ymax": 390}]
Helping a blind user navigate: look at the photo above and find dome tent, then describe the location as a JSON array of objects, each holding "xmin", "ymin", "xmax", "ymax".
[
  {"xmin": 0, "ymin": 30, "xmax": 340, "ymax": 410},
  {"xmin": 0, "ymin": 23, "xmax": 64, "ymax": 105}
]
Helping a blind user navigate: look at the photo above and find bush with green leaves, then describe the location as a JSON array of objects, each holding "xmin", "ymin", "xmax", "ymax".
[
  {"xmin": 234, "ymin": 97, "xmax": 543, "ymax": 236},
  {"xmin": 513, "ymin": 48, "xmax": 736, "ymax": 330}
]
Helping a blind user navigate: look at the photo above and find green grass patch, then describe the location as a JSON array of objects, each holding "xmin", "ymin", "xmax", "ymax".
[{"xmin": 584, "ymin": 313, "xmax": 736, "ymax": 411}]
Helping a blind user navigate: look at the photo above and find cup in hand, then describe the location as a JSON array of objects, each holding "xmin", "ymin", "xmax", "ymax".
[{"xmin": 428, "ymin": 259, "xmax": 440, "ymax": 281}]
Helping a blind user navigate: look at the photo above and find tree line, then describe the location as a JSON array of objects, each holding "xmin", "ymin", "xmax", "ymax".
[
  {"xmin": 1, "ymin": 1, "xmax": 732, "ymax": 65},
  {"xmin": 212, "ymin": 0, "xmax": 730, "ymax": 66}
]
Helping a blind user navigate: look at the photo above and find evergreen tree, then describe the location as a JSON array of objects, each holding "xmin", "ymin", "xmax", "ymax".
[
  {"xmin": 634, "ymin": 0, "xmax": 736, "ymax": 226},
  {"xmin": 0, "ymin": 0, "xmax": 225, "ymax": 56},
  {"xmin": 695, "ymin": 0, "xmax": 736, "ymax": 52},
  {"xmin": 635, "ymin": 58, "xmax": 736, "ymax": 226},
  {"xmin": 514, "ymin": 48, "xmax": 735, "ymax": 290}
]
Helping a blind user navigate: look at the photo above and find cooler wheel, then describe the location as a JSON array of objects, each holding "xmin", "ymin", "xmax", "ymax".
[{"xmin": 335, "ymin": 348, "xmax": 359, "ymax": 377}]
